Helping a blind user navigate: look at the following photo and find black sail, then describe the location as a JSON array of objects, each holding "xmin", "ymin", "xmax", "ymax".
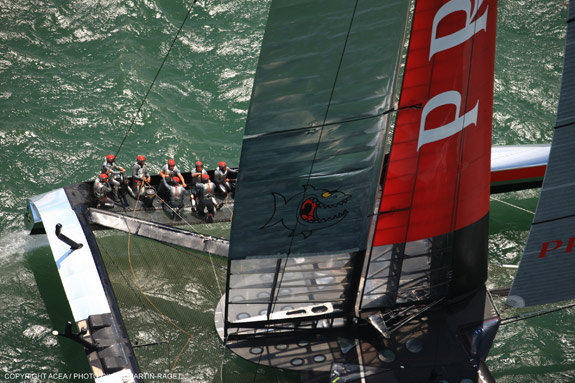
[
  {"xmin": 225, "ymin": 0, "xmax": 410, "ymax": 330},
  {"xmin": 508, "ymin": 0, "xmax": 575, "ymax": 308}
]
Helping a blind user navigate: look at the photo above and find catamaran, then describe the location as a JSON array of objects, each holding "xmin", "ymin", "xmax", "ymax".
[{"xmin": 25, "ymin": 0, "xmax": 574, "ymax": 382}]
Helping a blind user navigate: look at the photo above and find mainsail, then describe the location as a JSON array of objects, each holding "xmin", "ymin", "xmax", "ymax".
[
  {"xmin": 364, "ymin": 0, "xmax": 498, "ymax": 308},
  {"xmin": 221, "ymin": 0, "xmax": 500, "ymax": 381},
  {"xmin": 508, "ymin": 0, "xmax": 575, "ymax": 308},
  {"xmin": 225, "ymin": 0, "xmax": 411, "ymax": 328}
]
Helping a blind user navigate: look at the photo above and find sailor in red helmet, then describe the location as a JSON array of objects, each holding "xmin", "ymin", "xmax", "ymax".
[
  {"xmin": 101, "ymin": 154, "xmax": 131, "ymax": 201},
  {"xmin": 213, "ymin": 161, "xmax": 235, "ymax": 196},
  {"xmin": 189, "ymin": 160, "xmax": 207, "ymax": 211},
  {"xmin": 159, "ymin": 158, "xmax": 187, "ymax": 188},
  {"xmin": 93, "ymin": 173, "xmax": 113, "ymax": 208},
  {"xmin": 158, "ymin": 158, "xmax": 187, "ymax": 200},
  {"xmin": 161, "ymin": 175, "xmax": 186, "ymax": 217},
  {"xmin": 191, "ymin": 160, "xmax": 207, "ymax": 187},
  {"xmin": 195, "ymin": 173, "xmax": 216, "ymax": 223},
  {"xmin": 131, "ymin": 155, "xmax": 151, "ymax": 196}
]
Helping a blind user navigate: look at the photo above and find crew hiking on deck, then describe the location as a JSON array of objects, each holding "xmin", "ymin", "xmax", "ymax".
[
  {"xmin": 101, "ymin": 154, "xmax": 135, "ymax": 201},
  {"xmin": 131, "ymin": 155, "xmax": 151, "ymax": 196},
  {"xmin": 214, "ymin": 161, "xmax": 236, "ymax": 196},
  {"xmin": 93, "ymin": 154, "xmax": 236, "ymax": 222},
  {"xmin": 194, "ymin": 173, "xmax": 217, "ymax": 223},
  {"xmin": 93, "ymin": 173, "xmax": 113, "ymax": 208}
]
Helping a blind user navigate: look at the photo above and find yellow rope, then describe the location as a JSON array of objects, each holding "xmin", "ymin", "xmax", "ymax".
[
  {"xmin": 125, "ymin": 184, "xmax": 192, "ymax": 382},
  {"xmin": 126, "ymin": 185, "xmax": 193, "ymax": 336},
  {"xmin": 123, "ymin": 179, "xmax": 226, "ymax": 379}
]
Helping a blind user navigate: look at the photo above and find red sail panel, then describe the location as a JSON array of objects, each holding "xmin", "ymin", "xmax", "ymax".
[{"xmin": 375, "ymin": 0, "xmax": 497, "ymax": 246}]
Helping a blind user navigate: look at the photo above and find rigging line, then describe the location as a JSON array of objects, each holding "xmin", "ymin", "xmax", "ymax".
[
  {"xmin": 114, "ymin": 0, "xmax": 198, "ymax": 158},
  {"xmin": 124, "ymin": 185, "xmax": 201, "ymax": 382},
  {"xmin": 96, "ymin": 239, "xmax": 167, "ymax": 339},
  {"xmin": 500, "ymin": 301, "xmax": 575, "ymax": 325},
  {"xmin": 490, "ymin": 196, "xmax": 535, "ymax": 215},
  {"xmin": 209, "ymin": 252, "xmax": 223, "ymax": 297},
  {"xmin": 219, "ymin": 355, "xmax": 224, "ymax": 383},
  {"xmin": 114, "ymin": 179, "xmax": 201, "ymax": 238},
  {"xmin": 250, "ymin": 347, "xmax": 266, "ymax": 383},
  {"xmin": 144, "ymin": 180, "xmax": 205, "ymax": 237},
  {"xmin": 145, "ymin": 182, "xmax": 224, "ymax": 297},
  {"xmin": 137, "ymin": 181, "xmax": 224, "ymax": 296},
  {"xmin": 108, "ymin": 184, "xmax": 195, "ymax": 376},
  {"xmin": 126, "ymin": 187, "xmax": 192, "ymax": 337}
]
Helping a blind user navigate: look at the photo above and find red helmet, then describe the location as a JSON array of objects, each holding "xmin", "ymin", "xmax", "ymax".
[
  {"xmin": 195, "ymin": 161, "xmax": 202, "ymax": 168},
  {"xmin": 218, "ymin": 161, "xmax": 226, "ymax": 169},
  {"xmin": 106, "ymin": 154, "xmax": 115, "ymax": 162},
  {"xmin": 137, "ymin": 155, "xmax": 145, "ymax": 163},
  {"xmin": 173, "ymin": 176, "xmax": 180, "ymax": 184},
  {"xmin": 202, "ymin": 174, "xmax": 210, "ymax": 182},
  {"xmin": 168, "ymin": 159, "xmax": 175, "ymax": 167},
  {"xmin": 99, "ymin": 173, "xmax": 108, "ymax": 180}
]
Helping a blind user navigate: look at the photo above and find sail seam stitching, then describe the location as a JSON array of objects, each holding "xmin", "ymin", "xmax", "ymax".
[{"xmin": 241, "ymin": 104, "xmax": 421, "ymax": 141}]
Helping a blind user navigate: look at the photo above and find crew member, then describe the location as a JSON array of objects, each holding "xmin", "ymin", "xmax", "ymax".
[
  {"xmin": 93, "ymin": 173, "xmax": 112, "ymax": 208},
  {"xmin": 101, "ymin": 154, "xmax": 132, "ymax": 201},
  {"xmin": 158, "ymin": 158, "xmax": 187, "ymax": 200},
  {"xmin": 162, "ymin": 176, "xmax": 186, "ymax": 211},
  {"xmin": 191, "ymin": 161, "xmax": 207, "ymax": 187},
  {"xmin": 189, "ymin": 160, "xmax": 207, "ymax": 210},
  {"xmin": 159, "ymin": 158, "xmax": 187, "ymax": 187},
  {"xmin": 213, "ymin": 161, "xmax": 235, "ymax": 195},
  {"xmin": 131, "ymin": 155, "xmax": 151, "ymax": 196},
  {"xmin": 195, "ymin": 173, "xmax": 216, "ymax": 223}
]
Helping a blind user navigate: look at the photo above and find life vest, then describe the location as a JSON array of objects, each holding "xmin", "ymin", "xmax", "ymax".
[
  {"xmin": 169, "ymin": 184, "xmax": 184, "ymax": 205},
  {"xmin": 93, "ymin": 179, "xmax": 109, "ymax": 200},
  {"xmin": 214, "ymin": 167, "xmax": 228, "ymax": 184},
  {"xmin": 133, "ymin": 163, "xmax": 148, "ymax": 181},
  {"xmin": 199, "ymin": 181, "xmax": 215, "ymax": 200}
]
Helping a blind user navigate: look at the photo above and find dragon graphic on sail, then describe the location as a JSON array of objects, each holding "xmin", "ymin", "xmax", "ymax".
[{"xmin": 261, "ymin": 185, "xmax": 350, "ymax": 238}]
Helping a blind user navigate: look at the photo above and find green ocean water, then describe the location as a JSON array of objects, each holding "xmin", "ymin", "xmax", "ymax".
[{"xmin": 0, "ymin": 0, "xmax": 571, "ymax": 382}]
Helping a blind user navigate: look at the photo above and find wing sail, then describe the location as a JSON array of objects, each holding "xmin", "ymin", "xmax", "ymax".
[
  {"xmin": 225, "ymin": 0, "xmax": 410, "ymax": 332},
  {"xmin": 220, "ymin": 0, "xmax": 502, "ymax": 379},
  {"xmin": 361, "ymin": 0, "xmax": 498, "ymax": 310},
  {"xmin": 508, "ymin": 1, "xmax": 575, "ymax": 308}
]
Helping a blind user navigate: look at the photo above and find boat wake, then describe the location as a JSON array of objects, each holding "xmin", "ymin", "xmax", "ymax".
[{"xmin": 0, "ymin": 229, "xmax": 49, "ymax": 264}]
